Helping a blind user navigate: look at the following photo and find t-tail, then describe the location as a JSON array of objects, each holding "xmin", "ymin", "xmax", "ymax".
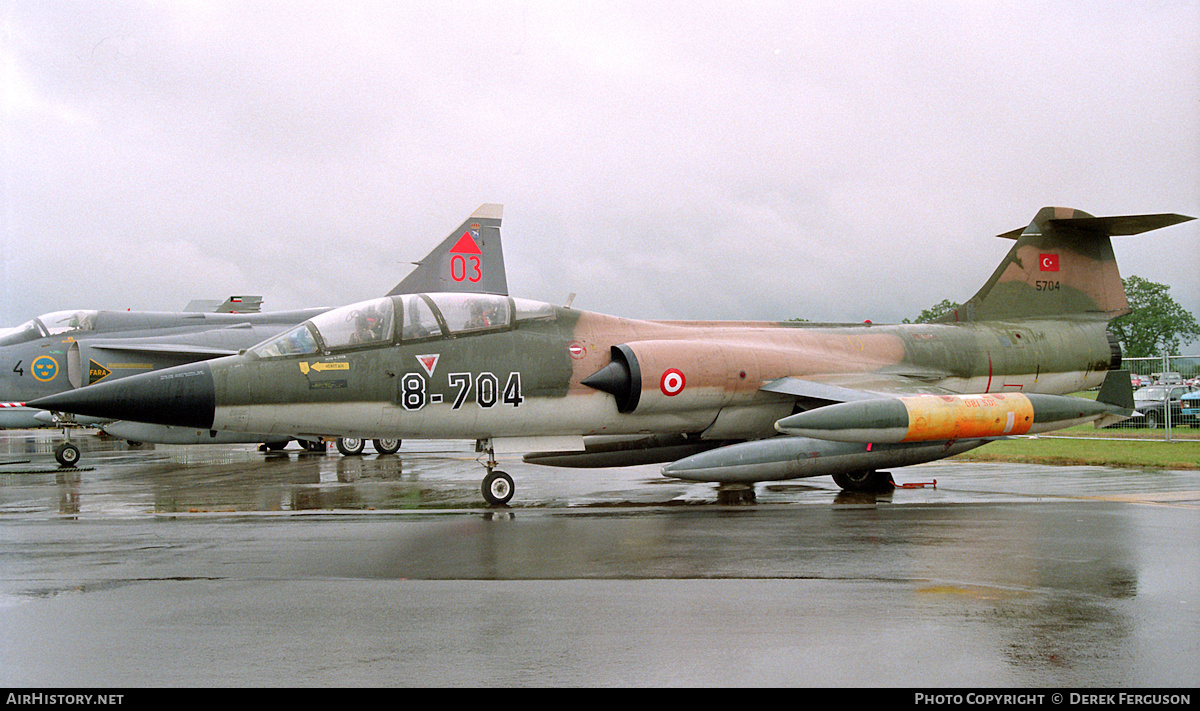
[
  {"xmin": 387, "ymin": 204, "xmax": 508, "ymax": 296},
  {"xmin": 941, "ymin": 207, "xmax": 1193, "ymax": 323}
]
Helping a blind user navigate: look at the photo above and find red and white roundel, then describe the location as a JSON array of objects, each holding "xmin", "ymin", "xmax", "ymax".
[
  {"xmin": 660, "ymin": 368, "xmax": 686, "ymax": 396},
  {"xmin": 568, "ymin": 342, "xmax": 587, "ymax": 359}
]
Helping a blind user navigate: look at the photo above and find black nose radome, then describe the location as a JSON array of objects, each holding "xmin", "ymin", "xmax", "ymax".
[{"xmin": 28, "ymin": 363, "xmax": 216, "ymax": 430}]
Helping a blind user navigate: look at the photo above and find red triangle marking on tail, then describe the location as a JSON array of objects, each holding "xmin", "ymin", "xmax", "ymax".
[{"xmin": 449, "ymin": 233, "xmax": 482, "ymax": 255}]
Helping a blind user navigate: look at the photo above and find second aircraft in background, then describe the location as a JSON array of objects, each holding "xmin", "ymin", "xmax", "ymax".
[{"xmin": 9, "ymin": 204, "xmax": 507, "ymax": 463}]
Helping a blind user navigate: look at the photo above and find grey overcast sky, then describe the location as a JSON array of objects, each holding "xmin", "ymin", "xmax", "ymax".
[{"xmin": 3, "ymin": 1, "xmax": 1198, "ymax": 334}]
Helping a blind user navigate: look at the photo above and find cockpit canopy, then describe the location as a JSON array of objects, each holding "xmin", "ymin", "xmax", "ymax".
[
  {"xmin": 0, "ymin": 310, "xmax": 100, "ymax": 347},
  {"xmin": 248, "ymin": 293, "xmax": 555, "ymax": 359}
]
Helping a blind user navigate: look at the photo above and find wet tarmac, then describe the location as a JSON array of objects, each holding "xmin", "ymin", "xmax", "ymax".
[{"xmin": 0, "ymin": 430, "xmax": 1197, "ymax": 687}]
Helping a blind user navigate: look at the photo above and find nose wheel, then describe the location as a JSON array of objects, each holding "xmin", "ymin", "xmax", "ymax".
[
  {"xmin": 482, "ymin": 470, "xmax": 514, "ymax": 506},
  {"xmin": 44, "ymin": 416, "xmax": 83, "ymax": 467},
  {"xmin": 55, "ymin": 441, "xmax": 81, "ymax": 467},
  {"xmin": 477, "ymin": 438, "xmax": 514, "ymax": 506}
]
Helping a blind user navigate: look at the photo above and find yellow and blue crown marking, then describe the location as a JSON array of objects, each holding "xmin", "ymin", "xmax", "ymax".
[{"xmin": 32, "ymin": 356, "xmax": 58, "ymax": 382}]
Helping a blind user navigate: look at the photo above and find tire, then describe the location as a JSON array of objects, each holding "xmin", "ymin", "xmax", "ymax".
[
  {"xmin": 337, "ymin": 438, "xmax": 366, "ymax": 455},
  {"xmin": 481, "ymin": 470, "xmax": 514, "ymax": 506},
  {"xmin": 1145, "ymin": 410, "xmax": 1160, "ymax": 429},
  {"xmin": 54, "ymin": 442, "xmax": 81, "ymax": 467},
  {"xmin": 373, "ymin": 438, "xmax": 401, "ymax": 454},
  {"xmin": 832, "ymin": 470, "xmax": 894, "ymax": 493}
]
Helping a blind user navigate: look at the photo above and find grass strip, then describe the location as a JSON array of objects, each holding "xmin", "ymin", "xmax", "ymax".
[{"xmin": 955, "ymin": 434, "xmax": 1200, "ymax": 469}]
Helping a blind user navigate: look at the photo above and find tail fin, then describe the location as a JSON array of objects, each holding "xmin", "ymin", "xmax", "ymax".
[
  {"xmin": 387, "ymin": 204, "xmax": 508, "ymax": 296},
  {"xmin": 942, "ymin": 207, "xmax": 1193, "ymax": 322},
  {"xmin": 213, "ymin": 296, "xmax": 263, "ymax": 314},
  {"xmin": 183, "ymin": 296, "xmax": 264, "ymax": 313}
]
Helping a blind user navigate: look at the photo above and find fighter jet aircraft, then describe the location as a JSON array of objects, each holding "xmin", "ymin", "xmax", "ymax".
[
  {"xmin": 0, "ymin": 299, "xmax": 328, "ymax": 432},
  {"xmin": 31, "ymin": 207, "xmax": 1192, "ymax": 503},
  {"xmin": 9, "ymin": 204, "xmax": 506, "ymax": 463}
]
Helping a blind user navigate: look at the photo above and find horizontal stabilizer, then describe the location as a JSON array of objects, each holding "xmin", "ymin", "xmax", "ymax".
[
  {"xmin": 998, "ymin": 212, "xmax": 1194, "ymax": 239},
  {"xmin": 950, "ymin": 207, "xmax": 1195, "ymax": 322}
]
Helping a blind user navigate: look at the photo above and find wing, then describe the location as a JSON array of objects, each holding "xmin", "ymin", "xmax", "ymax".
[
  {"xmin": 87, "ymin": 342, "xmax": 240, "ymax": 359},
  {"xmin": 760, "ymin": 370, "xmax": 956, "ymax": 409}
]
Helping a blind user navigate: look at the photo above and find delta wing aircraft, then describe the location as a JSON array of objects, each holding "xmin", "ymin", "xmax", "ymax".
[
  {"xmin": 0, "ymin": 297, "xmax": 326, "ymax": 435},
  {"xmin": 9, "ymin": 204, "xmax": 506, "ymax": 463},
  {"xmin": 31, "ymin": 207, "xmax": 1193, "ymax": 502}
]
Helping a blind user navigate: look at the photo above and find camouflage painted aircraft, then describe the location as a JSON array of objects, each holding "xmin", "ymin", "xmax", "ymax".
[
  {"xmin": 8, "ymin": 204, "xmax": 506, "ymax": 463},
  {"xmin": 31, "ymin": 207, "xmax": 1193, "ymax": 503}
]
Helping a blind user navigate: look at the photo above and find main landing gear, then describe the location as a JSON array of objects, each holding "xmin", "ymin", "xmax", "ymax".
[
  {"xmin": 477, "ymin": 438, "xmax": 514, "ymax": 506},
  {"xmin": 335, "ymin": 437, "xmax": 402, "ymax": 456},
  {"xmin": 832, "ymin": 470, "xmax": 896, "ymax": 493}
]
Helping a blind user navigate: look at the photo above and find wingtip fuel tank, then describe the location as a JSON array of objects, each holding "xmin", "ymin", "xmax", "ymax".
[{"xmin": 774, "ymin": 390, "xmax": 1130, "ymax": 444}]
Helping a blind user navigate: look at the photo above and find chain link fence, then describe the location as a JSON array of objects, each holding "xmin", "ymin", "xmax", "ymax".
[{"xmin": 1106, "ymin": 355, "xmax": 1200, "ymax": 437}]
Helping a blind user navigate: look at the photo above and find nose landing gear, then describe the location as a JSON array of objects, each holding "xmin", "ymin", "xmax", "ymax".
[
  {"xmin": 477, "ymin": 438, "xmax": 514, "ymax": 506},
  {"xmin": 54, "ymin": 440, "xmax": 81, "ymax": 467}
]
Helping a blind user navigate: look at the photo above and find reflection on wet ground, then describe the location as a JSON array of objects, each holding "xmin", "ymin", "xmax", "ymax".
[{"xmin": 0, "ymin": 430, "xmax": 1197, "ymax": 686}]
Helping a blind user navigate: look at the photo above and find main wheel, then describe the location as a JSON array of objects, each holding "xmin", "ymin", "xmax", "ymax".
[
  {"xmin": 481, "ymin": 470, "xmax": 514, "ymax": 506},
  {"xmin": 832, "ymin": 470, "xmax": 894, "ymax": 493},
  {"xmin": 55, "ymin": 442, "xmax": 81, "ymax": 467},
  {"xmin": 337, "ymin": 437, "xmax": 366, "ymax": 455},
  {"xmin": 373, "ymin": 438, "xmax": 401, "ymax": 454}
]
